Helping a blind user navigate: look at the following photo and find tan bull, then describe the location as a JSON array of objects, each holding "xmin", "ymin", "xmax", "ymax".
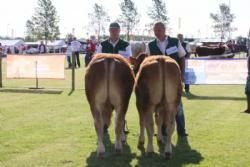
[
  {"xmin": 85, "ymin": 53, "xmax": 134, "ymax": 157},
  {"xmin": 130, "ymin": 54, "xmax": 182, "ymax": 159}
]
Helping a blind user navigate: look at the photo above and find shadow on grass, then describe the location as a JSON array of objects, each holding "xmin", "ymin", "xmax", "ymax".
[
  {"xmin": 0, "ymin": 88, "xmax": 63, "ymax": 95},
  {"xmin": 86, "ymin": 133, "xmax": 136, "ymax": 167},
  {"xmin": 183, "ymin": 92, "xmax": 245, "ymax": 101},
  {"xmin": 135, "ymin": 137, "xmax": 204, "ymax": 167}
]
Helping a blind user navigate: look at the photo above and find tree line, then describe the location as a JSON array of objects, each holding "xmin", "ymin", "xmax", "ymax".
[{"xmin": 25, "ymin": 0, "xmax": 236, "ymax": 43}]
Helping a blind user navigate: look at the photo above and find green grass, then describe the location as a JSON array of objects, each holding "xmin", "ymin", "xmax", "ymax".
[{"xmin": 1, "ymin": 56, "xmax": 250, "ymax": 167}]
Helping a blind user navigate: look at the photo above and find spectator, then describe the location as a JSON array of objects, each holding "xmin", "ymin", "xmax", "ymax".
[
  {"xmin": 71, "ymin": 37, "xmax": 81, "ymax": 68},
  {"xmin": 85, "ymin": 39, "xmax": 96, "ymax": 67},
  {"xmin": 177, "ymin": 33, "xmax": 192, "ymax": 93},
  {"xmin": 38, "ymin": 41, "xmax": 47, "ymax": 54},
  {"xmin": 66, "ymin": 42, "xmax": 72, "ymax": 69}
]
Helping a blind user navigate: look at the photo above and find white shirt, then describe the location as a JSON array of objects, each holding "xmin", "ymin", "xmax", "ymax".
[
  {"xmin": 185, "ymin": 43, "xmax": 192, "ymax": 53},
  {"xmin": 71, "ymin": 40, "xmax": 81, "ymax": 52},
  {"xmin": 145, "ymin": 36, "xmax": 186, "ymax": 58},
  {"xmin": 66, "ymin": 46, "xmax": 72, "ymax": 57},
  {"xmin": 96, "ymin": 39, "xmax": 132, "ymax": 58}
]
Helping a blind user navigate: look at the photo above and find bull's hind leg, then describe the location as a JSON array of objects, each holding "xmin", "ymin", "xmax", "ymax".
[
  {"xmin": 164, "ymin": 104, "xmax": 177, "ymax": 160},
  {"xmin": 155, "ymin": 107, "xmax": 164, "ymax": 144},
  {"xmin": 137, "ymin": 103, "xmax": 145, "ymax": 149},
  {"xmin": 144, "ymin": 105, "xmax": 155, "ymax": 153},
  {"xmin": 114, "ymin": 105, "xmax": 127, "ymax": 153},
  {"xmin": 103, "ymin": 104, "xmax": 113, "ymax": 133},
  {"xmin": 91, "ymin": 105, "xmax": 105, "ymax": 158}
]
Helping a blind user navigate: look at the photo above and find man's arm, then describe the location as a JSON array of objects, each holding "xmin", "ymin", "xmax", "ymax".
[
  {"xmin": 185, "ymin": 43, "xmax": 191, "ymax": 58},
  {"xmin": 178, "ymin": 41, "xmax": 186, "ymax": 82}
]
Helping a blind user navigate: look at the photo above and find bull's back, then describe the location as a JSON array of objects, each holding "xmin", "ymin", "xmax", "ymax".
[
  {"xmin": 135, "ymin": 56, "xmax": 182, "ymax": 106},
  {"xmin": 85, "ymin": 54, "xmax": 134, "ymax": 106}
]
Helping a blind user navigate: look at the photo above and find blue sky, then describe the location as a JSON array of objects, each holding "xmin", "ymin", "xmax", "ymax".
[{"xmin": 0, "ymin": 0, "xmax": 249, "ymax": 39}]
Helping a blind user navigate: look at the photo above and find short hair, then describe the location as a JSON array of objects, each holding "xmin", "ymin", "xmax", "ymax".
[{"xmin": 153, "ymin": 21, "xmax": 166, "ymax": 29}]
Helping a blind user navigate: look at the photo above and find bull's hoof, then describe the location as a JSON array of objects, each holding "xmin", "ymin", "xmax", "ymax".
[
  {"xmin": 103, "ymin": 125, "xmax": 108, "ymax": 134},
  {"xmin": 157, "ymin": 139, "xmax": 163, "ymax": 146},
  {"xmin": 137, "ymin": 141, "xmax": 144, "ymax": 149},
  {"xmin": 244, "ymin": 109, "xmax": 250, "ymax": 114},
  {"xmin": 97, "ymin": 152, "xmax": 105, "ymax": 159},
  {"xmin": 147, "ymin": 151, "xmax": 155, "ymax": 157},
  {"xmin": 122, "ymin": 140, "xmax": 127, "ymax": 145},
  {"xmin": 115, "ymin": 148, "xmax": 122, "ymax": 154},
  {"xmin": 165, "ymin": 152, "xmax": 172, "ymax": 160}
]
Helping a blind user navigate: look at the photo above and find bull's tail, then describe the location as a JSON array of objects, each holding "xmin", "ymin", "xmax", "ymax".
[{"xmin": 158, "ymin": 58, "xmax": 169, "ymax": 138}]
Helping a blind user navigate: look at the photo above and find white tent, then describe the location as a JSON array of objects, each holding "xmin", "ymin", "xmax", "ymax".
[
  {"xmin": 47, "ymin": 40, "xmax": 66, "ymax": 53},
  {"xmin": 0, "ymin": 39, "xmax": 24, "ymax": 54}
]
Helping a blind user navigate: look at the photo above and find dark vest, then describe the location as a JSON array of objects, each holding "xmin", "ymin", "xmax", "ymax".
[
  {"xmin": 101, "ymin": 39, "xmax": 129, "ymax": 54},
  {"xmin": 148, "ymin": 37, "xmax": 179, "ymax": 63}
]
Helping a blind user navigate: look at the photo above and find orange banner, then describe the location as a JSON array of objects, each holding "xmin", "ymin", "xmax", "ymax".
[{"xmin": 7, "ymin": 55, "xmax": 65, "ymax": 79}]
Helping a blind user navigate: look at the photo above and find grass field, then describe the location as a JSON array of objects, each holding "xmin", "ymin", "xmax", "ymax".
[{"xmin": 1, "ymin": 56, "xmax": 250, "ymax": 167}]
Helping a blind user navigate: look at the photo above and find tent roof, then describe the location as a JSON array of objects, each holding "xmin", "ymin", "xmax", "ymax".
[
  {"xmin": 47, "ymin": 40, "xmax": 66, "ymax": 46},
  {"xmin": 0, "ymin": 39, "xmax": 24, "ymax": 46}
]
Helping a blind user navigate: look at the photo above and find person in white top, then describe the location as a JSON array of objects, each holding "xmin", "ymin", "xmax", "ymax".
[
  {"xmin": 71, "ymin": 37, "xmax": 82, "ymax": 68},
  {"xmin": 177, "ymin": 33, "xmax": 192, "ymax": 93},
  {"xmin": 96, "ymin": 22, "xmax": 132, "ymax": 58},
  {"xmin": 146, "ymin": 22, "xmax": 188, "ymax": 137},
  {"xmin": 66, "ymin": 42, "xmax": 72, "ymax": 68}
]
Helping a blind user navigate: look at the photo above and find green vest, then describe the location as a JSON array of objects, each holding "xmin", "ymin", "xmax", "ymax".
[
  {"xmin": 148, "ymin": 37, "xmax": 180, "ymax": 63},
  {"xmin": 101, "ymin": 39, "xmax": 129, "ymax": 54}
]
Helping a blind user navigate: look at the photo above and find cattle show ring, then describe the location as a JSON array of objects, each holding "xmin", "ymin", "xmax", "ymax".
[{"xmin": 0, "ymin": 47, "xmax": 249, "ymax": 166}]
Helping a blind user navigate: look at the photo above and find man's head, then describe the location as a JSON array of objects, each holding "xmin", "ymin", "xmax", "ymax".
[
  {"xmin": 153, "ymin": 22, "xmax": 166, "ymax": 41},
  {"xmin": 177, "ymin": 33, "xmax": 184, "ymax": 42},
  {"xmin": 109, "ymin": 22, "xmax": 120, "ymax": 41},
  {"xmin": 40, "ymin": 41, "xmax": 44, "ymax": 45}
]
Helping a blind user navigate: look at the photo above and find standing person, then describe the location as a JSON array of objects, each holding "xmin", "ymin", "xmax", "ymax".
[
  {"xmin": 145, "ymin": 21, "xmax": 188, "ymax": 137},
  {"xmin": 38, "ymin": 41, "xmax": 46, "ymax": 54},
  {"xmin": 96, "ymin": 22, "xmax": 132, "ymax": 133},
  {"xmin": 244, "ymin": 52, "xmax": 250, "ymax": 114},
  {"xmin": 85, "ymin": 39, "xmax": 96, "ymax": 67},
  {"xmin": 66, "ymin": 42, "xmax": 72, "ymax": 69},
  {"xmin": 71, "ymin": 37, "xmax": 81, "ymax": 68},
  {"xmin": 96, "ymin": 22, "xmax": 132, "ymax": 58},
  {"xmin": 177, "ymin": 33, "xmax": 192, "ymax": 93},
  {"xmin": 246, "ymin": 30, "xmax": 250, "ymax": 57}
]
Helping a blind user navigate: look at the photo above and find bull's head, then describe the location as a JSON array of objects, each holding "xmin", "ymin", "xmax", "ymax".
[{"xmin": 129, "ymin": 53, "xmax": 149, "ymax": 75}]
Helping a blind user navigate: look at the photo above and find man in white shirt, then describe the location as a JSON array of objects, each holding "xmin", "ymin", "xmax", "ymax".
[
  {"xmin": 146, "ymin": 22, "xmax": 188, "ymax": 137},
  {"xmin": 71, "ymin": 37, "xmax": 82, "ymax": 68},
  {"xmin": 96, "ymin": 22, "xmax": 132, "ymax": 58}
]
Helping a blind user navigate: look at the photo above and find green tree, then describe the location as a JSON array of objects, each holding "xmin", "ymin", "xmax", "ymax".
[
  {"xmin": 25, "ymin": 0, "xmax": 60, "ymax": 43},
  {"xmin": 148, "ymin": 0, "xmax": 169, "ymax": 25},
  {"xmin": 118, "ymin": 0, "xmax": 140, "ymax": 41},
  {"xmin": 210, "ymin": 3, "xmax": 235, "ymax": 40},
  {"xmin": 88, "ymin": 3, "xmax": 110, "ymax": 40}
]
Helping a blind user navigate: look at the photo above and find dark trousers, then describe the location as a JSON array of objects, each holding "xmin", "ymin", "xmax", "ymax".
[
  {"xmin": 185, "ymin": 84, "xmax": 190, "ymax": 92},
  {"xmin": 73, "ymin": 51, "xmax": 80, "ymax": 68},
  {"xmin": 176, "ymin": 101, "xmax": 186, "ymax": 135},
  {"xmin": 85, "ymin": 52, "xmax": 93, "ymax": 67},
  {"xmin": 67, "ymin": 56, "xmax": 72, "ymax": 68}
]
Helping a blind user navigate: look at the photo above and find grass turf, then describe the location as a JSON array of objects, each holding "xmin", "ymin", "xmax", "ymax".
[{"xmin": 0, "ymin": 56, "xmax": 250, "ymax": 167}]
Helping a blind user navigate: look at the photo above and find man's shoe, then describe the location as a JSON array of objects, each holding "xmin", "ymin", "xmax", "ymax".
[{"xmin": 178, "ymin": 133, "xmax": 188, "ymax": 137}]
